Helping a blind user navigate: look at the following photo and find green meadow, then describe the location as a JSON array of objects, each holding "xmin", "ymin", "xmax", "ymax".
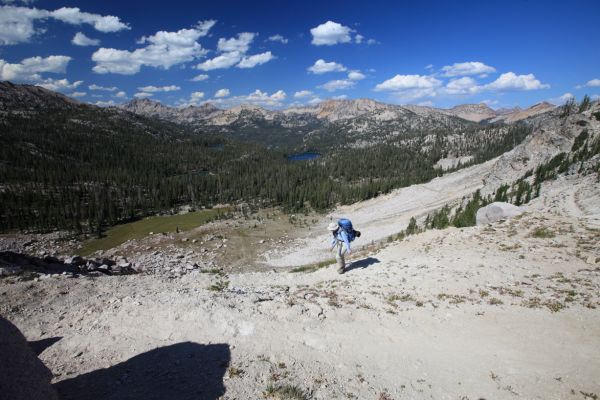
[{"xmin": 79, "ymin": 209, "xmax": 225, "ymax": 256}]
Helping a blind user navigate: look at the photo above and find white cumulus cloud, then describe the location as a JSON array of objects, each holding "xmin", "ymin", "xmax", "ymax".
[
  {"xmin": 50, "ymin": 7, "xmax": 129, "ymax": 32},
  {"xmin": 347, "ymin": 70, "xmax": 365, "ymax": 81},
  {"xmin": 0, "ymin": 55, "xmax": 71, "ymax": 81},
  {"xmin": 374, "ymin": 74, "xmax": 442, "ymax": 102},
  {"xmin": 319, "ymin": 79, "xmax": 355, "ymax": 92},
  {"xmin": 576, "ymin": 78, "xmax": 600, "ymax": 88},
  {"xmin": 237, "ymin": 51, "xmax": 274, "ymax": 68},
  {"xmin": 0, "ymin": 5, "xmax": 129, "ymax": 45},
  {"xmin": 72, "ymin": 32, "xmax": 100, "ymax": 46},
  {"xmin": 89, "ymin": 84, "xmax": 117, "ymax": 91},
  {"xmin": 270, "ymin": 90, "xmax": 286, "ymax": 100},
  {"xmin": 134, "ymin": 92, "xmax": 153, "ymax": 99},
  {"xmin": 374, "ymin": 74, "xmax": 442, "ymax": 91},
  {"xmin": 267, "ymin": 34, "xmax": 288, "ymax": 44},
  {"xmin": 209, "ymin": 89, "xmax": 287, "ymax": 108},
  {"xmin": 189, "ymin": 91, "xmax": 204, "ymax": 103},
  {"xmin": 308, "ymin": 59, "xmax": 346, "ymax": 74},
  {"xmin": 36, "ymin": 77, "xmax": 83, "ymax": 91},
  {"xmin": 444, "ymin": 77, "xmax": 480, "ymax": 95},
  {"xmin": 69, "ymin": 91, "xmax": 86, "ymax": 98},
  {"xmin": 0, "ymin": 1, "xmax": 37, "ymax": 4},
  {"xmin": 113, "ymin": 91, "xmax": 126, "ymax": 98},
  {"xmin": 198, "ymin": 31, "xmax": 274, "ymax": 71},
  {"xmin": 217, "ymin": 32, "xmax": 254, "ymax": 53},
  {"xmin": 441, "ymin": 61, "xmax": 496, "ymax": 77},
  {"xmin": 294, "ymin": 90, "xmax": 313, "ymax": 98},
  {"xmin": 137, "ymin": 85, "xmax": 180, "ymax": 92},
  {"xmin": 191, "ymin": 73, "xmax": 208, "ymax": 81},
  {"xmin": 92, "ymin": 20, "xmax": 215, "ymax": 75},
  {"xmin": 310, "ymin": 21, "xmax": 352, "ymax": 46},
  {"xmin": 197, "ymin": 51, "xmax": 242, "ymax": 71},
  {"xmin": 484, "ymin": 72, "xmax": 549, "ymax": 91},
  {"xmin": 547, "ymin": 92, "xmax": 574, "ymax": 105},
  {"xmin": 214, "ymin": 88, "xmax": 230, "ymax": 98},
  {"xmin": 95, "ymin": 100, "xmax": 116, "ymax": 107}
]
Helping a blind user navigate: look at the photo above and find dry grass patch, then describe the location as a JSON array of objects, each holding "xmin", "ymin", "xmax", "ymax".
[
  {"xmin": 488, "ymin": 297, "xmax": 503, "ymax": 305},
  {"xmin": 264, "ymin": 384, "xmax": 308, "ymax": 400},
  {"xmin": 530, "ymin": 227, "xmax": 555, "ymax": 238}
]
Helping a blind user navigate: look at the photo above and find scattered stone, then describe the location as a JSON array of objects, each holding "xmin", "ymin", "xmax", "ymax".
[
  {"xmin": 97, "ymin": 265, "xmax": 111, "ymax": 273},
  {"xmin": 0, "ymin": 265, "xmax": 23, "ymax": 277}
]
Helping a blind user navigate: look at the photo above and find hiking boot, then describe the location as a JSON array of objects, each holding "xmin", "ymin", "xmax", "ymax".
[{"xmin": 337, "ymin": 267, "xmax": 345, "ymax": 274}]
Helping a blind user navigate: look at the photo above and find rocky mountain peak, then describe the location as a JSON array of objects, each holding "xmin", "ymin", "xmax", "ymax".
[
  {"xmin": 314, "ymin": 98, "xmax": 389, "ymax": 121},
  {"xmin": 529, "ymin": 101, "xmax": 555, "ymax": 111},
  {"xmin": 444, "ymin": 103, "xmax": 498, "ymax": 122}
]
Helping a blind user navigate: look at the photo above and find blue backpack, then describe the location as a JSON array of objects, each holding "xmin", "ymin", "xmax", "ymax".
[{"xmin": 338, "ymin": 218, "xmax": 360, "ymax": 242}]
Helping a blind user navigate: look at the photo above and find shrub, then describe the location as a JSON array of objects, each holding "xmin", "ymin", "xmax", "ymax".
[{"xmin": 579, "ymin": 94, "xmax": 591, "ymax": 113}]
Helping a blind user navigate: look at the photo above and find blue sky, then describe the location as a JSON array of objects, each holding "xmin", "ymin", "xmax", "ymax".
[{"xmin": 1, "ymin": 0, "xmax": 599, "ymax": 109}]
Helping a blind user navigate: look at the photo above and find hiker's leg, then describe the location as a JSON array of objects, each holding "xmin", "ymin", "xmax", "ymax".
[{"xmin": 336, "ymin": 242, "xmax": 346, "ymax": 273}]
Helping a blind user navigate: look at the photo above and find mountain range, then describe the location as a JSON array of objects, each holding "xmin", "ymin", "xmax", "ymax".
[
  {"xmin": 118, "ymin": 97, "xmax": 556, "ymax": 149},
  {"xmin": 120, "ymin": 97, "xmax": 555, "ymax": 126}
]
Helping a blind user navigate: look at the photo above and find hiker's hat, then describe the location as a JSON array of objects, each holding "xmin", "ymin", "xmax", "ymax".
[{"xmin": 327, "ymin": 222, "xmax": 338, "ymax": 231}]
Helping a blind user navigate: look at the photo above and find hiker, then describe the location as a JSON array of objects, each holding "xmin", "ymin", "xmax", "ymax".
[{"xmin": 328, "ymin": 219, "xmax": 360, "ymax": 274}]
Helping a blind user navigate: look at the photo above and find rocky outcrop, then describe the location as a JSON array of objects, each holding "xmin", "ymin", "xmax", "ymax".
[
  {"xmin": 0, "ymin": 316, "xmax": 59, "ymax": 400},
  {"xmin": 482, "ymin": 101, "xmax": 599, "ymax": 192},
  {"xmin": 0, "ymin": 251, "xmax": 136, "ymax": 278},
  {"xmin": 476, "ymin": 202, "xmax": 524, "ymax": 225}
]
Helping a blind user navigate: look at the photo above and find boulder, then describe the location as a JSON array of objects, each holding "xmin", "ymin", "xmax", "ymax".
[
  {"xmin": 0, "ymin": 316, "xmax": 60, "ymax": 400},
  {"xmin": 64, "ymin": 256, "xmax": 85, "ymax": 266},
  {"xmin": 476, "ymin": 202, "xmax": 524, "ymax": 225},
  {"xmin": 99, "ymin": 258, "xmax": 116, "ymax": 267}
]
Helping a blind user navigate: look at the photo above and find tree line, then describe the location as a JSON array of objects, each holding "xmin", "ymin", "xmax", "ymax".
[{"xmin": 0, "ymin": 105, "xmax": 533, "ymax": 234}]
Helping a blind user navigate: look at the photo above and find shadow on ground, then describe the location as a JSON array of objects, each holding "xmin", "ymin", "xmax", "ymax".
[
  {"xmin": 346, "ymin": 257, "xmax": 380, "ymax": 272},
  {"xmin": 55, "ymin": 342, "xmax": 230, "ymax": 400},
  {"xmin": 29, "ymin": 337, "xmax": 62, "ymax": 356}
]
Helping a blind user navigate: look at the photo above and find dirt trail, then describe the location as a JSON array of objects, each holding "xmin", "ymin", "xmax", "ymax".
[{"xmin": 263, "ymin": 159, "xmax": 497, "ymax": 268}]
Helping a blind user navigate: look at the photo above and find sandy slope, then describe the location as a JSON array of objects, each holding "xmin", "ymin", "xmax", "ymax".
[
  {"xmin": 263, "ymin": 159, "xmax": 497, "ymax": 268},
  {"xmin": 3, "ymin": 202, "xmax": 599, "ymax": 399}
]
